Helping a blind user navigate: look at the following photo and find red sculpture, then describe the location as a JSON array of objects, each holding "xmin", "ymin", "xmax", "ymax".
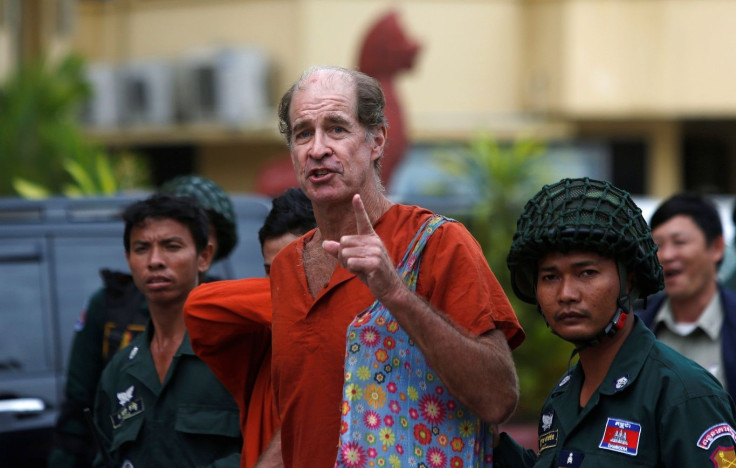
[
  {"xmin": 358, "ymin": 9, "xmax": 421, "ymax": 188},
  {"xmin": 255, "ymin": 10, "xmax": 420, "ymax": 196}
]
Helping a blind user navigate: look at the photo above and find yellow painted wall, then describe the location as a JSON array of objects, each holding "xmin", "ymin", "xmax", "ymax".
[
  {"xmin": 66, "ymin": 0, "xmax": 736, "ymax": 195},
  {"xmin": 529, "ymin": 0, "xmax": 736, "ymax": 117},
  {"xmin": 57, "ymin": 0, "xmax": 736, "ymax": 122},
  {"xmin": 198, "ymin": 140, "xmax": 288, "ymax": 193},
  {"xmin": 73, "ymin": 0, "xmax": 527, "ymax": 136},
  {"xmin": 296, "ymin": 0, "xmax": 525, "ymax": 134},
  {"xmin": 76, "ymin": 1, "xmax": 299, "ymax": 101}
]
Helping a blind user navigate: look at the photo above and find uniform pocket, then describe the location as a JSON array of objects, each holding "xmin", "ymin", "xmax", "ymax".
[{"xmin": 175, "ymin": 405, "xmax": 240, "ymax": 438}]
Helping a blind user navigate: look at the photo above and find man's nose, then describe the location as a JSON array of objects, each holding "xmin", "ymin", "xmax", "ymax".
[
  {"xmin": 308, "ymin": 130, "xmax": 330, "ymax": 159},
  {"xmin": 656, "ymin": 242, "xmax": 673, "ymax": 262},
  {"xmin": 148, "ymin": 246, "xmax": 165, "ymax": 269},
  {"xmin": 558, "ymin": 277, "xmax": 580, "ymax": 302}
]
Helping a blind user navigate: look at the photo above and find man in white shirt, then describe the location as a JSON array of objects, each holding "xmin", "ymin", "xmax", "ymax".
[{"xmin": 637, "ymin": 192, "xmax": 736, "ymax": 401}]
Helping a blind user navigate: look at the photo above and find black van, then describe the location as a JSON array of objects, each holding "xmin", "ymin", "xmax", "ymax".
[{"xmin": 0, "ymin": 194, "xmax": 271, "ymax": 467}]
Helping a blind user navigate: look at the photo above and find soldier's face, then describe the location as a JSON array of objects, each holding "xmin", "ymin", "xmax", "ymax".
[
  {"xmin": 536, "ymin": 250, "xmax": 621, "ymax": 345},
  {"xmin": 126, "ymin": 217, "xmax": 212, "ymax": 306}
]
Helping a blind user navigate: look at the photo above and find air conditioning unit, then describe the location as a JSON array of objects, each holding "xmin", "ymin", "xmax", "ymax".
[
  {"xmin": 81, "ymin": 63, "xmax": 119, "ymax": 128},
  {"xmin": 117, "ymin": 60, "xmax": 176, "ymax": 127},
  {"xmin": 176, "ymin": 47, "xmax": 271, "ymax": 127}
]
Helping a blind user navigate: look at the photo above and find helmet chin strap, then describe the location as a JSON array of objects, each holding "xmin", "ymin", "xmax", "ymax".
[
  {"xmin": 572, "ymin": 298, "xmax": 628, "ymax": 352},
  {"xmin": 573, "ymin": 259, "xmax": 638, "ymax": 352},
  {"xmin": 540, "ymin": 260, "xmax": 638, "ymax": 353}
]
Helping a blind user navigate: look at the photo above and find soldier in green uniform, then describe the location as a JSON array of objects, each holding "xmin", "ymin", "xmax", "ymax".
[
  {"xmin": 49, "ymin": 176, "xmax": 238, "ymax": 468},
  {"xmin": 496, "ymin": 177, "xmax": 736, "ymax": 467},
  {"xmin": 92, "ymin": 194, "xmax": 241, "ymax": 468}
]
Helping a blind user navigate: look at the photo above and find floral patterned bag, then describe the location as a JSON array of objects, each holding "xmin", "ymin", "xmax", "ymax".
[{"xmin": 336, "ymin": 215, "xmax": 494, "ymax": 468}]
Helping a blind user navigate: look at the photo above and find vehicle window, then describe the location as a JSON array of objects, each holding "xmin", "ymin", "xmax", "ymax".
[
  {"xmin": 53, "ymin": 236, "xmax": 130, "ymax": 367},
  {"xmin": 0, "ymin": 240, "xmax": 50, "ymax": 373},
  {"xmin": 224, "ymin": 196, "xmax": 272, "ymax": 280}
]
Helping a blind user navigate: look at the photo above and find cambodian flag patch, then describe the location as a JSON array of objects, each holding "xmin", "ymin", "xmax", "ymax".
[{"xmin": 599, "ymin": 418, "xmax": 641, "ymax": 456}]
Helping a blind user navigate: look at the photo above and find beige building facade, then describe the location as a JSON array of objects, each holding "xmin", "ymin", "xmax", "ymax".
[{"xmin": 4, "ymin": 0, "xmax": 736, "ymax": 196}]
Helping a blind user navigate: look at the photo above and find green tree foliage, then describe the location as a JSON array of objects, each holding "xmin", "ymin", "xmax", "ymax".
[
  {"xmin": 0, "ymin": 53, "xmax": 150, "ymax": 197},
  {"xmin": 435, "ymin": 133, "xmax": 572, "ymax": 421}
]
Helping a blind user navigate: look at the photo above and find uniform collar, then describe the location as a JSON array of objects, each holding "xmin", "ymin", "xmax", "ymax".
[
  {"xmin": 119, "ymin": 321, "xmax": 194, "ymax": 395},
  {"xmin": 544, "ymin": 317, "xmax": 654, "ymax": 436},
  {"xmin": 595, "ymin": 316, "xmax": 654, "ymax": 396},
  {"xmin": 550, "ymin": 317, "xmax": 654, "ymax": 397},
  {"xmin": 141, "ymin": 321, "xmax": 195, "ymax": 357}
]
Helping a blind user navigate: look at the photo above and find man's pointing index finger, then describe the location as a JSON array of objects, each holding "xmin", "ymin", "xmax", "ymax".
[{"xmin": 353, "ymin": 194, "xmax": 375, "ymax": 235}]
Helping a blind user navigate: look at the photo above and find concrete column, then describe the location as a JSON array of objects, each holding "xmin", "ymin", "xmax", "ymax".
[{"xmin": 646, "ymin": 121, "xmax": 681, "ymax": 198}]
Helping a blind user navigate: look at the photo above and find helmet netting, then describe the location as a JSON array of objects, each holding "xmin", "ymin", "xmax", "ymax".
[
  {"xmin": 507, "ymin": 177, "xmax": 664, "ymax": 304},
  {"xmin": 160, "ymin": 175, "xmax": 238, "ymax": 261}
]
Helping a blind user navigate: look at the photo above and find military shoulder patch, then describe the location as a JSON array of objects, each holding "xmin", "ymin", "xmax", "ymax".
[
  {"xmin": 74, "ymin": 309, "xmax": 87, "ymax": 332},
  {"xmin": 599, "ymin": 417, "xmax": 641, "ymax": 456},
  {"xmin": 710, "ymin": 445, "xmax": 736, "ymax": 468},
  {"xmin": 697, "ymin": 423, "xmax": 736, "ymax": 450}
]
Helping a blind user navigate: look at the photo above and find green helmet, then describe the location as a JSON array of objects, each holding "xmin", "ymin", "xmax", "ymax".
[
  {"xmin": 507, "ymin": 177, "xmax": 663, "ymax": 305},
  {"xmin": 160, "ymin": 175, "xmax": 238, "ymax": 262}
]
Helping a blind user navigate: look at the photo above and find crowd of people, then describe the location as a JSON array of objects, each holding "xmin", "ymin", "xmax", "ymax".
[{"xmin": 48, "ymin": 66, "xmax": 736, "ymax": 468}]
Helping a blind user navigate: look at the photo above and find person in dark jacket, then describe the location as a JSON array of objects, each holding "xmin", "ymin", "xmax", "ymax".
[{"xmin": 636, "ymin": 192, "xmax": 736, "ymax": 402}]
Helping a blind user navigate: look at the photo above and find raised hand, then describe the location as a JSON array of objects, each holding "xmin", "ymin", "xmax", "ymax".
[{"xmin": 322, "ymin": 194, "xmax": 405, "ymax": 302}]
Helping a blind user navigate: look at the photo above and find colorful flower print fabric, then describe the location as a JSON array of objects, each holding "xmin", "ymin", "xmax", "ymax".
[{"xmin": 336, "ymin": 215, "xmax": 494, "ymax": 468}]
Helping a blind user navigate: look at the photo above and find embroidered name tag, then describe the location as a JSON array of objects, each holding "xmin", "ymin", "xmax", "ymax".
[
  {"xmin": 599, "ymin": 417, "xmax": 641, "ymax": 456},
  {"xmin": 539, "ymin": 429, "xmax": 558, "ymax": 453},
  {"xmin": 110, "ymin": 398, "xmax": 144, "ymax": 428},
  {"xmin": 697, "ymin": 423, "xmax": 736, "ymax": 449}
]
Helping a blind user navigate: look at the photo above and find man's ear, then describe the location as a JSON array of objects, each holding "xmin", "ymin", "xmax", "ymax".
[
  {"xmin": 370, "ymin": 125, "xmax": 387, "ymax": 162},
  {"xmin": 711, "ymin": 234, "xmax": 726, "ymax": 264},
  {"xmin": 626, "ymin": 271, "xmax": 636, "ymax": 293},
  {"xmin": 198, "ymin": 242, "xmax": 214, "ymax": 274}
]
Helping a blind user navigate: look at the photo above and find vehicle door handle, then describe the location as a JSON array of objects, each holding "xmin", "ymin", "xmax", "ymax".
[
  {"xmin": 0, "ymin": 245, "xmax": 42, "ymax": 263},
  {"xmin": 0, "ymin": 397, "xmax": 46, "ymax": 414}
]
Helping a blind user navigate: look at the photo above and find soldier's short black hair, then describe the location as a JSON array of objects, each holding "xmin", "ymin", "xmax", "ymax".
[
  {"xmin": 258, "ymin": 188, "xmax": 316, "ymax": 249},
  {"xmin": 122, "ymin": 194, "xmax": 210, "ymax": 254},
  {"xmin": 650, "ymin": 192, "xmax": 723, "ymax": 245}
]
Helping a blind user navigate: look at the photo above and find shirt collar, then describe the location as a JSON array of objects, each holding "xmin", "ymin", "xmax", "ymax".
[
  {"xmin": 653, "ymin": 292, "xmax": 723, "ymax": 340},
  {"xmin": 545, "ymin": 318, "xmax": 655, "ymax": 434},
  {"xmin": 143, "ymin": 321, "xmax": 196, "ymax": 357},
  {"xmin": 596, "ymin": 316, "xmax": 655, "ymax": 396},
  {"xmin": 549, "ymin": 316, "xmax": 655, "ymax": 401}
]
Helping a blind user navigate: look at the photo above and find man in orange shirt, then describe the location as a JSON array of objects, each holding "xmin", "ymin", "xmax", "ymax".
[
  {"xmin": 270, "ymin": 66, "xmax": 525, "ymax": 467},
  {"xmin": 184, "ymin": 188, "xmax": 315, "ymax": 468}
]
